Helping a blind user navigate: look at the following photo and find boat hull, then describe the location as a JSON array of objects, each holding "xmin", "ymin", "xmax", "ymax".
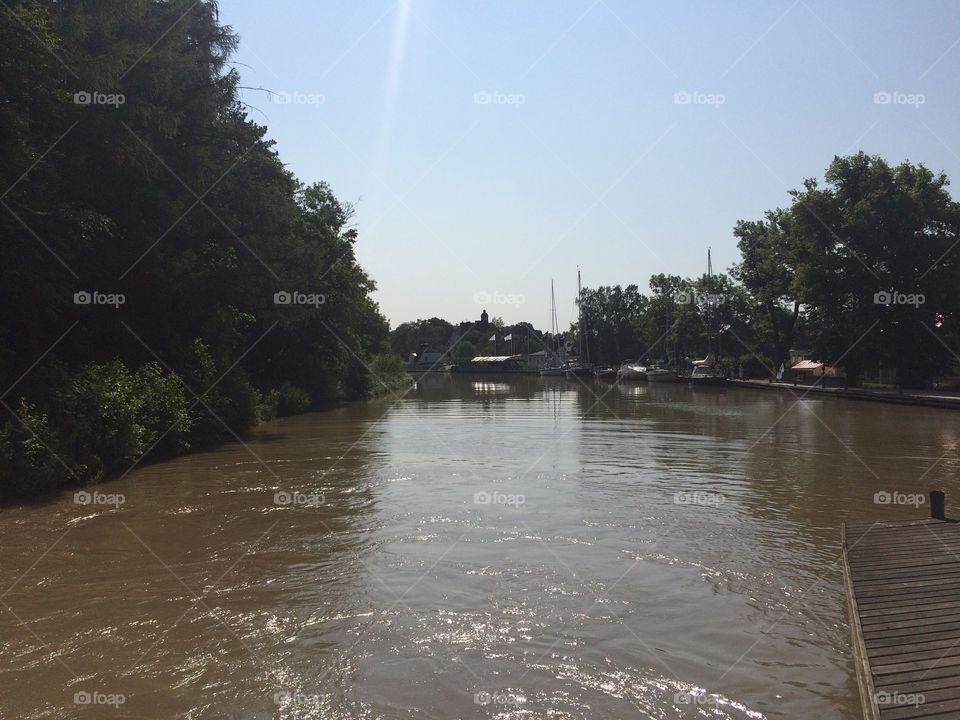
[
  {"xmin": 617, "ymin": 366, "xmax": 647, "ymax": 382},
  {"xmin": 646, "ymin": 370, "xmax": 677, "ymax": 383},
  {"xmin": 689, "ymin": 376, "xmax": 728, "ymax": 386}
]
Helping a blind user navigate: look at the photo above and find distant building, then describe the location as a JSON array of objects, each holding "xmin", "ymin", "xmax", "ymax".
[
  {"xmin": 457, "ymin": 309, "xmax": 490, "ymax": 334},
  {"xmin": 789, "ymin": 348, "xmax": 840, "ymax": 378}
]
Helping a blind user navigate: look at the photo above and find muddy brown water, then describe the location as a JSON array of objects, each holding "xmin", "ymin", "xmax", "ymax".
[{"xmin": 2, "ymin": 374, "xmax": 958, "ymax": 719}]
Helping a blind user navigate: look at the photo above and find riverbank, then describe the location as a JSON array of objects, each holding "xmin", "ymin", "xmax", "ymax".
[{"xmin": 729, "ymin": 378, "xmax": 960, "ymax": 410}]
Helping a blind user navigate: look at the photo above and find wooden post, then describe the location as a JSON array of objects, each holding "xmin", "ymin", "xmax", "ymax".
[{"xmin": 931, "ymin": 490, "xmax": 946, "ymax": 520}]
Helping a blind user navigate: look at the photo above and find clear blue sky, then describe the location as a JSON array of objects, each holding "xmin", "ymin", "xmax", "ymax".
[{"xmin": 218, "ymin": 0, "xmax": 960, "ymax": 330}]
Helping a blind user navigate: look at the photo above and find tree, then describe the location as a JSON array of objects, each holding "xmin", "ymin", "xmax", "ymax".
[{"xmin": 788, "ymin": 154, "xmax": 960, "ymax": 387}]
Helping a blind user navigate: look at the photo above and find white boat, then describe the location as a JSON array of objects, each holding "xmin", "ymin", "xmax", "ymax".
[
  {"xmin": 617, "ymin": 362, "xmax": 647, "ymax": 381},
  {"xmin": 684, "ymin": 354, "xmax": 726, "ymax": 385},
  {"xmin": 646, "ymin": 368, "xmax": 676, "ymax": 382},
  {"xmin": 688, "ymin": 364, "xmax": 727, "ymax": 385}
]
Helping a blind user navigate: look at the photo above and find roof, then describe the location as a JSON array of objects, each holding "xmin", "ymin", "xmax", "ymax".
[
  {"xmin": 470, "ymin": 355, "xmax": 523, "ymax": 362},
  {"xmin": 528, "ymin": 350, "xmax": 547, "ymax": 356},
  {"xmin": 792, "ymin": 360, "xmax": 824, "ymax": 370}
]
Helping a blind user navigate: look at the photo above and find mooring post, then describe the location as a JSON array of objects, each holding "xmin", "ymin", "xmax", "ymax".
[{"xmin": 931, "ymin": 490, "xmax": 946, "ymax": 520}]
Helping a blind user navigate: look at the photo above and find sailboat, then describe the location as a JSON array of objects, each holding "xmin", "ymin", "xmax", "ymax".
[
  {"xmin": 565, "ymin": 269, "xmax": 594, "ymax": 378},
  {"xmin": 541, "ymin": 280, "xmax": 568, "ymax": 377},
  {"xmin": 646, "ymin": 301, "xmax": 677, "ymax": 382},
  {"xmin": 686, "ymin": 248, "xmax": 727, "ymax": 386}
]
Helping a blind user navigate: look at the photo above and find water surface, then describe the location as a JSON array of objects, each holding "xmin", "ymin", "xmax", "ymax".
[{"xmin": 2, "ymin": 375, "xmax": 958, "ymax": 718}]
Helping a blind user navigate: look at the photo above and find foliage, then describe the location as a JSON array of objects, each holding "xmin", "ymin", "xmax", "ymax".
[{"xmin": 0, "ymin": 0, "xmax": 390, "ymax": 499}]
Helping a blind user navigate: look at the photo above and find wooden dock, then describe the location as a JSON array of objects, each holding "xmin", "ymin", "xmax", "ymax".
[{"xmin": 843, "ymin": 491, "xmax": 960, "ymax": 719}]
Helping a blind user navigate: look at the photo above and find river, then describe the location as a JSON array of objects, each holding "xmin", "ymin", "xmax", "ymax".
[{"xmin": 2, "ymin": 374, "xmax": 958, "ymax": 719}]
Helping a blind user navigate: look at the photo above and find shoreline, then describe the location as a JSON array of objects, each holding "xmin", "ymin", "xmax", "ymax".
[{"xmin": 728, "ymin": 378, "xmax": 960, "ymax": 410}]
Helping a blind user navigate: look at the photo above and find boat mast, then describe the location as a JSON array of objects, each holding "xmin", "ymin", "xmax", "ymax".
[
  {"xmin": 550, "ymin": 279, "xmax": 558, "ymax": 363},
  {"xmin": 577, "ymin": 268, "xmax": 588, "ymax": 364},
  {"xmin": 707, "ymin": 247, "xmax": 715, "ymax": 359}
]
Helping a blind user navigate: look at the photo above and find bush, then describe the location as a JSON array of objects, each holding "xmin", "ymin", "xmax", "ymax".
[
  {"xmin": 53, "ymin": 361, "xmax": 148, "ymax": 481},
  {"xmin": 181, "ymin": 339, "xmax": 259, "ymax": 446},
  {"xmin": 52, "ymin": 360, "xmax": 192, "ymax": 481},
  {"xmin": 132, "ymin": 362, "xmax": 191, "ymax": 457},
  {"xmin": 0, "ymin": 401, "xmax": 67, "ymax": 500},
  {"xmin": 272, "ymin": 383, "xmax": 311, "ymax": 416},
  {"xmin": 366, "ymin": 353, "xmax": 412, "ymax": 398}
]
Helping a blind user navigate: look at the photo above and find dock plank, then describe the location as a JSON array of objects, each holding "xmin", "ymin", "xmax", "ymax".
[{"xmin": 844, "ymin": 511, "xmax": 960, "ymax": 719}]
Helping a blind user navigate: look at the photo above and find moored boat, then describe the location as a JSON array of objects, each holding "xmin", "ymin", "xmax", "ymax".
[
  {"xmin": 564, "ymin": 365, "xmax": 594, "ymax": 379},
  {"xmin": 646, "ymin": 368, "xmax": 677, "ymax": 382},
  {"xmin": 686, "ymin": 363, "xmax": 727, "ymax": 386},
  {"xmin": 617, "ymin": 362, "xmax": 647, "ymax": 382}
]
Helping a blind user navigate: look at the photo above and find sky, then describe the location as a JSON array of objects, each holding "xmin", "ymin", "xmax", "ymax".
[{"xmin": 218, "ymin": 0, "xmax": 960, "ymax": 330}]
